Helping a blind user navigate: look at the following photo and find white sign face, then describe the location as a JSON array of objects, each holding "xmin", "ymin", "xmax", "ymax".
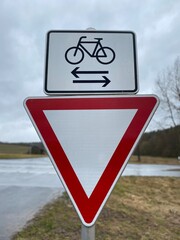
[
  {"xmin": 44, "ymin": 30, "xmax": 138, "ymax": 95},
  {"xmin": 44, "ymin": 108, "xmax": 137, "ymax": 197}
]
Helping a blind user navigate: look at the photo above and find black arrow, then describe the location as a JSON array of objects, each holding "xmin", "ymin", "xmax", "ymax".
[
  {"xmin": 73, "ymin": 76, "xmax": 111, "ymax": 87},
  {"xmin": 71, "ymin": 67, "xmax": 109, "ymax": 78}
]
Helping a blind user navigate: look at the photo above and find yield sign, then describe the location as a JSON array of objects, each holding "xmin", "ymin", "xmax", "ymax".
[{"xmin": 24, "ymin": 95, "xmax": 159, "ymax": 226}]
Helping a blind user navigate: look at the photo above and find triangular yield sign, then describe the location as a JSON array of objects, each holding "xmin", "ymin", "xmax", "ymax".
[
  {"xmin": 24, "ymin": 95, "xmax": 159, "ymax": 226},
  {"xmin": 44, "ymin": 108, "xmax": 137, "ymax": 197}
]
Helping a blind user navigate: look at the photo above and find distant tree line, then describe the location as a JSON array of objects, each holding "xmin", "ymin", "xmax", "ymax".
[
  {"xmin": 30, "ymin": 125, "xmax": 179, "ymax": 158},
  {"xmin": 28, "ymin": 142, "xmax": 46, "ymax": 155},
  {"xmin": 134, "ymin": 125, "xmax": 180, "ymax": 158},
  {"xmin": 134, "ymin": 56, "xmax": 179, "ymax": 159}
]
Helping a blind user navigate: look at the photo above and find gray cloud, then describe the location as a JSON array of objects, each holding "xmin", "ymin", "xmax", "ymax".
[{"xmin": 0, "ymin": 0, "xmax": 180, "ymax": 141}]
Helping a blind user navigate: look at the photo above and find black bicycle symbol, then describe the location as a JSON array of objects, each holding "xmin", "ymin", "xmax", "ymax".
[{"xmin": 65, "ymin": 36, "xmax": 115, "ymax": 65}]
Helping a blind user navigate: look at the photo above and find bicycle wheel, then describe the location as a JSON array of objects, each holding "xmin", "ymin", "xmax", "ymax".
[
  {"xmin": 65, "ymin": 47, "xmax": 84, "ymax": 65},
  {"xmin": 96, "ymin": 47, "xmax": 115, "ymax": 64}
]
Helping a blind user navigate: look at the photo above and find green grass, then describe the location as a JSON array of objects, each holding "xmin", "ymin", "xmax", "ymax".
[
  {"xmin": 0, "ymin": 153, "xmax": 45, "ymax": 159},
  {"xmin": 0, "ymin": 143, "xmax": 30, "ymax": 159},
  {"xmin": 130, "ymin": 155, "xmax": 179, "ymax": 165},
  {"xmin": 0, "ymin": 143, "xmax": 30, "ymax": 154},
  {"xmin": 13, "ymin": 177, "xmax": 180, "ymax": 240},
  {"xmin": 0, "ymin": 143, "xmax": 45, "ymax": 159}
]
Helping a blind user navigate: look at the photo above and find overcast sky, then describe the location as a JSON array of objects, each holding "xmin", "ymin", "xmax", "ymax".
[{"xmin": 0, "ymin": 0, "xmax": 180, "ymax": 142}]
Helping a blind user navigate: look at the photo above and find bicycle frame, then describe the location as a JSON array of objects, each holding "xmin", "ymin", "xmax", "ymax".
[{"xmin": 74, "ymin": 36, "xmax": 106, "ymax": 58}]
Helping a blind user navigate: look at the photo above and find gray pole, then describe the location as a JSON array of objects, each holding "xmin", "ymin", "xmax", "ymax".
[{"xmin": 81, "ymin": 224, "xmax": 95, "ymax": 240}]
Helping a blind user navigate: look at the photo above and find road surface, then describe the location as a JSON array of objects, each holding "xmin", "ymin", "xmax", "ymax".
[{"xmin": 0, "ymin": 157, "xmax": 63, "ymax": 240}]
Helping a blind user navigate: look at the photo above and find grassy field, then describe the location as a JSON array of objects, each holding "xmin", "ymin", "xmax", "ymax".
[
  {"xmin": 129, "ymin": 155, "xmax": 179, "ymax": 165},
  {"xmin": 0, "ymin": 153, "xmax": 45, "ymax": 159},
  {"xmin": 0, "ymin": 143, "xmax": 32, "ymax": 154},
  {"xmin": 12, "ymin": 176, "xmax": 180, "ymax": 240},
  {"xmin": 0, "ymin": 143, "xmax": 45, "ymax": 159}
]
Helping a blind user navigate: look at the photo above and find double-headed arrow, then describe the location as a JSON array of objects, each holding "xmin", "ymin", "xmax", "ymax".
[{"xmin": 71, "ymin": 67, "xmax": 111, "ymax": 87}]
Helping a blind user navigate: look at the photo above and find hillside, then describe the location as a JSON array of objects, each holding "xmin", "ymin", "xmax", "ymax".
[
  {"xmin": 0, "ymin": 125, "xmax": 179, "ymax": 159},
  {"xmin": 134, "ymin": 125, "xmax": 180, "ymax": 158},
  {"xmin": 0, "ymin": 142, "xmax": 45, "ymax": 156}
]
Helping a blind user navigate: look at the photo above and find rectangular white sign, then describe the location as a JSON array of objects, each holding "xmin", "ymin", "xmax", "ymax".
[{"xmin": 44, "ymin": 30, "xmax": 138, "ymax": 95}]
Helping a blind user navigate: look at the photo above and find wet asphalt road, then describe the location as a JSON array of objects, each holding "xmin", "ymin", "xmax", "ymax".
[{"xmin": 0, "ymin": 158, "xmax": 63, "ymax": 240}]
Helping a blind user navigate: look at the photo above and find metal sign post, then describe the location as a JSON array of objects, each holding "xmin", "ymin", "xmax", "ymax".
[{"xmin": 81, "ymin": 224, "xmax": 95, "ymax": 240}]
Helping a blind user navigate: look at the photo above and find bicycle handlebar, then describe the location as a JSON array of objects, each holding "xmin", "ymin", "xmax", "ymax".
[{"xmin": 79, "ymin": 36, "xmax": 87, "ymax": 41}]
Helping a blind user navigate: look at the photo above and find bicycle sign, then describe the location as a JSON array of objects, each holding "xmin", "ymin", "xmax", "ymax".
[
  {"xmin": 44, "ymin": 30, "xmax": 138, "ymax": 95},
  {"xmin": 65, "ymin": 36, "xmax": 115, "ymax": 65}
]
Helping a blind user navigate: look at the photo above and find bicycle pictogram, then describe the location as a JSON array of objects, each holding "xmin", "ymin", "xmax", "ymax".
[{"xmin": 65, "ymin": 36, "xmax": 115, "ymax": 65}]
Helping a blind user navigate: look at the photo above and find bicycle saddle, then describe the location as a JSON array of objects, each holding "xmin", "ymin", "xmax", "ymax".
[{"xmin": 94, "ymin": 38, "xmax": 103, "ymax": 40}]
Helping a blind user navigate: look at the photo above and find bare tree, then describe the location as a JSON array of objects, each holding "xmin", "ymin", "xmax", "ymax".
[{"xmin": 156, "ymin": 56, "xmax": 180, "ymax": 128}]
